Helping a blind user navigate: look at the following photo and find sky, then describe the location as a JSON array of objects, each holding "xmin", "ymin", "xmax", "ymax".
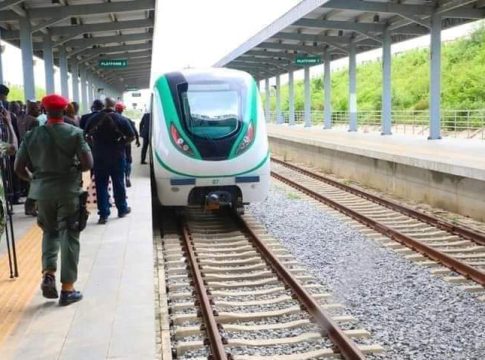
[{"xmin": 150, "ymin": 0, "xmax": 300, "ymax": 77}]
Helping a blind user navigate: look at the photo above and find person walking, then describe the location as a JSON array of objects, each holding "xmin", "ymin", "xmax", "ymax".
[
  {"xmin": 80, "ymin": 99, "xmax": 103, "ymax": 130},
  {"xmin": 85, "ymin": 97, "xmax": 134, "ymax": 224},
  {"xmin": 139, "ymin": 112, "xmax": 150, "ymax": 164},
  {"xmin": 114, "ymin": 102, "xmax": 140, "ymax": 187},
  {"xmin": 14, "ymin": 94, "xmax": 93, "ymax": 306}
]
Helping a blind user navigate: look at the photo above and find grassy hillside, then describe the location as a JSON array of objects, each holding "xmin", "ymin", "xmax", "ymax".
[{"xmin": 268, "ymin": 25, "xmax": 485, "ymax": 112}]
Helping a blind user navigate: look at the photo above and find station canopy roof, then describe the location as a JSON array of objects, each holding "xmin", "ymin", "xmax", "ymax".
[
  {"xmin": 0, "ymin": 0, "xmax": 155, "ymax": 90},
  {"xmin": 215, "ymin": 0, "xmax": 485, "ymax": 81}
]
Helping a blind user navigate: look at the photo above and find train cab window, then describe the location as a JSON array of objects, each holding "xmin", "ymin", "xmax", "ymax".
[{"xmin": 181, "ymin": 83, "xmax": 241, "ymax": 140}]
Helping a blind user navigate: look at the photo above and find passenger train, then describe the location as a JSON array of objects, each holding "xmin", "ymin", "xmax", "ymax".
[{"xmin": 149, "ymin": 68, "xmax": 270, "ymax": 212}]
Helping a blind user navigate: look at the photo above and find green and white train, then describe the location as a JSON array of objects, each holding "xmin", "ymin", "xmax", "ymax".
[{"xmin": 150, "ymin": 68, "xmax": 270, "ymax": 212}]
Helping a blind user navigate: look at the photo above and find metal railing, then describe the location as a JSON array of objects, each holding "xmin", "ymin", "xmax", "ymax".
[{"xmin": 267, "ymin": 110, "xmax": 485, "ymax": 140}]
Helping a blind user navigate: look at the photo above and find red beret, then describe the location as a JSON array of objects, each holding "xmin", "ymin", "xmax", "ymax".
[
  {"xmin": 42, "ymin": 94, "xmax": 69, "ymax": 111},
  {"xmin": 115, "ymin": 102, "xmax": 125, "ymax": 112}
]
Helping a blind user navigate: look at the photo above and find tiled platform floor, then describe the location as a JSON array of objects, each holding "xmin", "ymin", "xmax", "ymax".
[
  {"xmin": 267, "ymin": 124, "xmax": 485, "ymax": 181},
  {"xmin": 0, "ymin": 160, "xmax": 155, "ymax": 360}
]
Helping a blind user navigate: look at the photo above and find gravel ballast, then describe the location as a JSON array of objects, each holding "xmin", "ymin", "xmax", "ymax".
[{"xmin": 248, "ymin": 185, "xmax": 485, "ymax": 360}]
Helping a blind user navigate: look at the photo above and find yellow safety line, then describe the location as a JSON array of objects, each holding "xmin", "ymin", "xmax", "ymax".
[{"xmin": 0, "ymin": 225, "xmax": 43, "ymax": 347}]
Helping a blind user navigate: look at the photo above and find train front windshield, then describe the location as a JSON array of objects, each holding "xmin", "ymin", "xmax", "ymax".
[{"xmin": 181, "ymin": 80, "xmax": 247, "ymax": 140}]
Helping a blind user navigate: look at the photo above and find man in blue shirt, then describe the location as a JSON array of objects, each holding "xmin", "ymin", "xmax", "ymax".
[{"xmin": 85, "ymin": 98, "xmax": 134, "ymax": 224}]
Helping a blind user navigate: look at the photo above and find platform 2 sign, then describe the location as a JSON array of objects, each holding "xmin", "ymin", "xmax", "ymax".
[
  {"xmin": 98, "ymin": 59, "xmax": 128, "ymax": 68},
  {"xmin": 294, "ymin": 55, "xmax": 322, "ymax": 66}
]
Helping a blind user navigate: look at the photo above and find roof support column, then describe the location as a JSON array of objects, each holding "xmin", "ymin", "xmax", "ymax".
[
  {"xmin": 264, "ymin": 78, "xmax": 270, "ymax": 122},
  {"xmin": 429, "ymin": 12, "xmax": 442, "ymax": 140},
  {"xmin": 43, "ymin": 35, "xmax": 55, "ymax": 94},
  {"xmin": 323, "ymin": 48, "xmax": 332, "ymax": 129},
  {"xmin": 87, "ymin": 74, "xmax": 94, "ymax": 105},
  {"xmin": 19, "ymin": 17, "xmax": 35, "ymax": 101},
  {"xmin": 381, "ymin": 27, "xmax": 392, "ymax": 135},
  {"xmin": 0, "ymin": 29, "xmax": 4, "ymax": 84},
  {"xmin": 71, "ymin": 62, "xmax": 79, "ymax": 103},
  {"xmin": 80, "ymin": 67, "xmax": 88, "ymax": 113},
  {"xmin": 59, "ymin": 47, "xmax": 69, "ymax": 98},
  {"xmin": 348, "ymin": 40, "xmax": 357, "ymax": 132},
  {"xmin": 288, "ymin": 70, "xmax": 295, "ymax": 126},
  {"xmin": 304, "ymin": 66, "xmax": 311, "ymax": 127},
  {"xmin": 275, "ymin": 74, "xmax": 282, "ymax": 124}
]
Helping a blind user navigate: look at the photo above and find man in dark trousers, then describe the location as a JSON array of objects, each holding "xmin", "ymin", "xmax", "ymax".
[
  {"xmin": 139, "ymin": 112, "xmax": 150, "ymax": 164},
  {"xmin": 15, "ymin": 94, "xmax": 93, "ymax": 306},
  {"xmin": 85, "ymin": 97, "xmax": 134, "ymax": 224},
  {"xmin": 114, "ymin": 102, "xmax": 140, "ymax": 187}
]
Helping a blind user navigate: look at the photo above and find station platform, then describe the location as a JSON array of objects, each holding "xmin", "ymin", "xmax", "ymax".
[
  {"xmin": 0, "ymin": 161, "xmax": 155, "ymax": 359},
  {"xmin": 267, "ymin": 124, "xmax": 485, "ymax": 221}
]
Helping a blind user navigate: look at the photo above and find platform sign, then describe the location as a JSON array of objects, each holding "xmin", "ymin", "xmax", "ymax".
[
  {"xmin": 98, "ymin": 59, "xmax": 128, "ymax": 68},
  {"xmin": 294, "ymin": 55, "xmax": 322, "ymax": 66}
]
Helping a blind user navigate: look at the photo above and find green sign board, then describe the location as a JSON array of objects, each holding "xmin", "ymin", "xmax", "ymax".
[
  {"xmin": 98, "ymin": 59, "xmax": 128, "ymax": 68},
  {"xmin": 294, "ymin": 55, "xmax": 322, "ymax": 66},
  {"xmin": 126, "ymin": 87, "xmax": 139, "ymax": 91}
]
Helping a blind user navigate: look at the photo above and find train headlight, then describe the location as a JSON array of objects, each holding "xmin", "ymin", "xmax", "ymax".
[
  {"xmin": 235, "ymin": 122, "xmax": 254, "ymax": 156},
  {"xmin": 170, "ymin": 124, "xmax": 195, "ymax": 157}
]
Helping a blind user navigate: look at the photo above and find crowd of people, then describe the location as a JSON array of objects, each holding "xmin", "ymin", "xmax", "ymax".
[{"xmin": 0, "ymin": 83, "xmax": 151, "ymax": 306}]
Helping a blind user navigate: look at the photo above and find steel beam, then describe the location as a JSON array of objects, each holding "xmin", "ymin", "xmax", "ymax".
[
  {"xmin": 275, "ymin": 74, "xmax": 283, "ymax": 124},
  {"xmin": 304, "ymin": 66, "xmax": 311, "ymax": 127},
  {"xmin": 348, "ymin": 41, "xmax": 357, "ymax": 132},
  {"xmin": 288, "ymin": 70, "xmax": 295, "ymax": 126},
  {"xmin": 0, "ymin": 0, "xmax": 23, "ymax": 11},
  {"xmin": 19, "ymin": 16, "xmax": 35, "ymax": 101},
  {"xmin": 59, "ymin": 46, "xmax": 69, "ymax": 98},
  {"xmin": 259, "ymin": 40, "xmax": 348, "ymax": 54},
  {"xmin": 43, "ymin": 34, "xmax": 55, "ymax": 93},
  {"xmin": 429, "ymin": 12, "xmax": 442, "ymax": 140},
  {"xmin": 81, "ymin": 49, "xmax": 152, "ymax": 66},
  {"xmin": 27, "ymin": 0, "xmax": 154, "ymax": 19},
  {"xmin": 50, "ymin": 19, "xmax": 153, "ymax": 37},
  {"xmin": 215, "ymin": 0, "xmax": 334, "ymax": 67},
  {"xmin": 294, "ymin": 19, "xmax": 385, "ymax": 33},
  {"xmin": 323, "ymin": 0, "xmax": 434, "ymax": 16},
  {"xmin": 71, "ymin": 61, "xmax": 79, "ymax": 103},
  {"xmin": 264, "ymin": 78, "xmax": 270, "ymax": 121},
  {"xmin": 76, "ymin": 43, "xmax": 151, "ymax": 60},
  {"xmin": 381, "ymin": 27, "xmax": 392, "ymax": 135},
  {"xmin": 323, "ymin": 48, "xmax": 332, "ymax": 129},
  {"xmin": 80, "ymin": 66, "xmax": 88, "ymax": 113}
]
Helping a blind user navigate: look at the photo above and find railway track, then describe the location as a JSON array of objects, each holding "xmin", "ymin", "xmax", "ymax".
[
  {"xmin": 271, "ymin": 157, "xmax": 485, "ymax": 290},
  {"xmin": 158, "ymin": 208, "xmax": 382, "ymax": 360}
]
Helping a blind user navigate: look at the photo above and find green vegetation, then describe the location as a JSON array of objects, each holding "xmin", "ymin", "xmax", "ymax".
[
  {"xmin": 265, "ymin": 25, "xmax": 485, "ymax": 112},
  {"xmin": 4, "ymin": 83, "xmax": 46, "ymax": 103}
]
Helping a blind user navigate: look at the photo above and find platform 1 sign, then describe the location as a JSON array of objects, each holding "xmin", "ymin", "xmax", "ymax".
[
  {"xmin": 294, "ymin": 55, "xmax": 322, "ymax": 66},
  {"xmin": 98, "ymin": 59, "xmax": 128, "ymax": 68}
]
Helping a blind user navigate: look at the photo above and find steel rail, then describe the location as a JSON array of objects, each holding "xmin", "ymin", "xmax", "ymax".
[
  {"xmin": 271, "ymin": 171, "xmax": 485, "ymax": 286},
  {"xmin": 178, "ymin": 218, "xmax": 228, "ymax": 360},
  {"xmin": 272, "ymin": 157, "xmax": 485, "ymax": 247},
  {"xmin": 234, "ymin": 214, "xmax": 366, "ymax": 360}
]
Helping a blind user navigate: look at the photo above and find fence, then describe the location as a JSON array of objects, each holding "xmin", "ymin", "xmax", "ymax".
[{"xmin": 267, "ymin": 110, "xmax": 485, "ymax": 140}]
